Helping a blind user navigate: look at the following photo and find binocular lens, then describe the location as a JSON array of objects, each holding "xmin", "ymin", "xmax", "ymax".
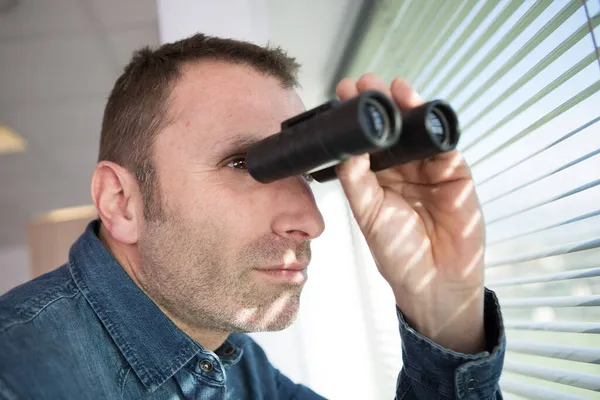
[
  {"xmin": 364, "ymin": 99, "xmax": 390, "ymax": 141},
  {"xmin": 426, "ymin": 109, "xmax": 448, "ymax": 146}
]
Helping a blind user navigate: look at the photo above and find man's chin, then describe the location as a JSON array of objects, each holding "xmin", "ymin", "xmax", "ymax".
[{"xmin": 231, "ymin": 295, "xmax": 301, "ymax": 333}]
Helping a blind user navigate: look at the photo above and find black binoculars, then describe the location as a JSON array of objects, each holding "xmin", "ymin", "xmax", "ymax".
[{"xmin": 246, "ymin": 91, "xmax": 460, "ymax": 183}]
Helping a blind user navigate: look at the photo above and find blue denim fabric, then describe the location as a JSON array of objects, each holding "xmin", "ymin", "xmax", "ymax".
[{"xmin": 0, "ymin": 220, "xmax": 505, "ymax": 399}]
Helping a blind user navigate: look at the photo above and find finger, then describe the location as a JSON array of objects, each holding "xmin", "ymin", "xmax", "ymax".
[
  {"xmin": 336, "ymin": 153, "xmax": 384, "ymax": 230},
  {"xmin": 424, "ymin": 150, "xmax": 473, "ymax": 182},
  {"xmin": 391, "ymin": 77, "xmax": 423, "ymax": 111},
  {"xmin": 356, "ymin": 73, "xmax": 392, "ymax": 97},
  {"xmin": 390, "ymin": 150, "xmax": 472, "ymax": 185},
  {"xmin": 336, "ymin": 74, "xmax": 394, "ymax": 229},
  {"xmin": 336, "ymin": 77, "xmax": 358, "ymax": 100}
]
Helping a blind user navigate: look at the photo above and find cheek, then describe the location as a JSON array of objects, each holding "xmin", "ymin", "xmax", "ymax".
[
  {"xmin": 207, "ymin": 183, "xmax": 272, "ymax": 238},
  {"xmin": 156, "ymin": 171, "xmax": 191, "ymax": 213},
  {"xmin": 222, "ymin": 182, "xmax": 271, "ymax": 220},
  {"xmin": 202, "ymin": 175, "xmax": 262, "ymax": 210},
  {"xmin": 169, "ymin": 174, "xmax": 275, "ymax": 242}
]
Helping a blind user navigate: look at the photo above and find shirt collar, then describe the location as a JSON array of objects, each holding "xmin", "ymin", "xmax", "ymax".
[{"xmin": 67, "ymin": 220, "xmax": 242, "ymax": 391}]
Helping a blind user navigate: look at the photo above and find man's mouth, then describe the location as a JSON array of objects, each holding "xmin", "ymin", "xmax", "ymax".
[
  {"xmin": 258, "ymin": 262, "xmax": 308, "ymax": 271},
  {"xmin": 253, "ymin": 263, "xmax": 308, "ymax": 283}
]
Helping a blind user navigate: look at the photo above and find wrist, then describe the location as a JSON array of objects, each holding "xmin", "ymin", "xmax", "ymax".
[{"xmin": 394, "ymin": 286, "xmax": 486, "ymax": 354}]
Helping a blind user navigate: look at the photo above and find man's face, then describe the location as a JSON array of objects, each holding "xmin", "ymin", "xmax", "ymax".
[{"xmin": 136, "ymin": 61, "xmax": 325, "ymax": 334}]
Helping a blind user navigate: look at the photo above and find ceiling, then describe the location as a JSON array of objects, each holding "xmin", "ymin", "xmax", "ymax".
[{"xmin": 0, "ymin": 0, "xmax": 362, "ymax": 248}]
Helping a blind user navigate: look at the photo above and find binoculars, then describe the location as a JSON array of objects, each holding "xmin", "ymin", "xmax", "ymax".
[{"xmin": 246, "ymin": 91, "xmax": 460, "ymax": 183}]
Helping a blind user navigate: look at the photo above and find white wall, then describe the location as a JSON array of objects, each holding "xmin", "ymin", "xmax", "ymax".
[
  {"xmin": 157, "ymin": 0, "xmax": 268, "ymax": 46},
  {"xmin": 0, "ymin": 245, "xmax": 30, "ymax": 295}
]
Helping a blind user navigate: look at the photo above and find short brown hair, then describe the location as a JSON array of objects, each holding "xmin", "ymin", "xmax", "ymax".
[{"xmin": 98, "ymin": 33, "xmax": 301, "ymax": 219}]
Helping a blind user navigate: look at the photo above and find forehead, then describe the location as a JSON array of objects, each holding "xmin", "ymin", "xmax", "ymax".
[{"xmin": 167, "ymin": 60, "xmax": 305, "ymax": 148}]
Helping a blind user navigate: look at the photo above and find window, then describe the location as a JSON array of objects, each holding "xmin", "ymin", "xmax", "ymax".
[{"xmin": 335, "ymin": 1, "xmax": 600, "ymax": 398}]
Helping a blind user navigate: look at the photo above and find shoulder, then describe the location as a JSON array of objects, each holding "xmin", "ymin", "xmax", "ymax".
[
  {"xmin": 0, "ymin": 264, "xmax": 79, "ymax": 335},
  {"xmin": 0, "ymin": 264, "xmax": 86, "ymax": 364},
  {"xmin": 0, "ymin": 265, "xmax": 129, "ymax": 399}
]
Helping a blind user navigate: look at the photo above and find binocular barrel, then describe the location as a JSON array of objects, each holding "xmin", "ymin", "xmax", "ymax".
[{"xmin": 246, "ymin": 90, "xmax": 460, "ymax": 184}]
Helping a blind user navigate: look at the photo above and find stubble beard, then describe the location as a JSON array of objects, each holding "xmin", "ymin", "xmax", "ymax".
[{"xmin": 136, "ymin": 206, "xmax": 310, "ymax": 335}]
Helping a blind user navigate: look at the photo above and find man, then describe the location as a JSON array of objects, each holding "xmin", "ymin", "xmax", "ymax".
[{"xmin": 0, "ymin": 33, "xmax": 505, "ymax": 399}]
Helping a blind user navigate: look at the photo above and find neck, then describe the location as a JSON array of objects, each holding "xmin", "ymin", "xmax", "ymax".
[
  {"xmin": 158, "ymin": 311, "xmax": 229, "ymax": 351},
  {"xmin": 98, "ymin": 223, "xmax": 229, "ymax": 351}
]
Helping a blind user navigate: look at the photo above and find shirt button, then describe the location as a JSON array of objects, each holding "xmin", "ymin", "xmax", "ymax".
[
  {"xmin": 222, "ymin": 346, "xmax": 235, "ymax": 356},
  {"xmin": 199, "ymin": 359, "xmax": 214, "ymax": 372},
  {"xmin": 466, "ymin": 378, "xmax": 478, "ymax": 390}
]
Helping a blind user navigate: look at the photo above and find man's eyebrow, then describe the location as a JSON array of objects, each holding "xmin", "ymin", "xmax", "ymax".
[
  {"xmin": 218, "ymin": 133, "xmax": 261, "ymax": 150},
  {"xmin": 212, "ymin": 133, "xmax": 263, "ymax": 161}
]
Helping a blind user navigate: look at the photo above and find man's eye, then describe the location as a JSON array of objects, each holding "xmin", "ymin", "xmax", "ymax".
[
  {"xmin": 226, "ymin": 156, "xmax": 314, "ymax": 183},
  {"xmin": 227, "ymin": 157, "xmax": 248, "ymax": 171}
]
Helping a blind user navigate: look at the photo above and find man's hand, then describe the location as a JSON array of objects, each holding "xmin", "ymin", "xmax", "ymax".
[{"xmin": 335, "ymin": 74, "xmax": 486, "ymax": 354}]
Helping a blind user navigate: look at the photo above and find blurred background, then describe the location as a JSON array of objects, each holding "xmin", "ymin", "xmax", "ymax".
[{"xmin": 0, "ymin": 0, "xmax": 599, "ymax": 399}]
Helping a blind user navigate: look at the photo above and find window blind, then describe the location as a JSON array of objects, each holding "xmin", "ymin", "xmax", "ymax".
[{"xmin": 335, "ymin": 1, "xmax": 600, "ymax": 398}]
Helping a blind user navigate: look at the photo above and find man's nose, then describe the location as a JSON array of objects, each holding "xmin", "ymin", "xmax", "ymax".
[{"xmin": 270, "ymin": 177, "xmax": 325, "ymax": 242}]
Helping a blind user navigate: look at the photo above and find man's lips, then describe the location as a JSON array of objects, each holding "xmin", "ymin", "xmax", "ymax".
[
  {"xmin": 255, "ymin": 262, "xmax": 308, "ymax": 272},
  {"xmin": 253, "ymin": 263, "xmax": 308, "ymax": 283}
]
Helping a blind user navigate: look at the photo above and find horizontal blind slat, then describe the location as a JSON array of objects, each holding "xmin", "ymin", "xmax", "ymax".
[
  {"xmin": 380, "ymin": 0, "xmax": 440, "ymax": 80},
  {"xmin": 465, "ymin": 79, "xmax": 600, "ymax": 161},
  {"xmin": 479, "ymin": 115, "xmax": 600, "ymax": 203},
  {"xmin": 503, "ymin": 360, "xmax": 600, "ymax": 391},
  {"xmin": 462, "ymin": 51, "xmax": 597, "ymax": 137},
  {"xmin": 406, "ymin": 0, "xmax": 478, "ymax": 84},
  {"xmin": 477, "ymin": 117, "xmax": 600, "ymax": 190},
  {"xmin": 501, "ymin": 295, "xmax": 600, "ymax": 308},
  {"xmin": 501, "ymin": 378, "xmax": 589, "ymax": 400},
  {"xmin": 487, "ymin": 209, "xmax": 600, "ymax": 245},
  {"xmin": 486, "ymin": 237, "xmax": 600, "ymax": 267},
  {"xmin": 413, "ymin": 0, "xmax": 496, "ymax": 90},
  {"xmin": 425, "ymin": 0, "xmax": 523, "ymax": 97},
  {"xmin": 448, "ymin": 0, "xmax": 553, "ymax": 107},
  {"xmin": 421, "ymin": 1, "xmax": 499, "ymax": 94},
  {"xmin": 453, "ymin": 0, "xmax": 581, "ymax": 114},
  {"xmin": 485, "ymin": 178, "xmax": 600, "ymax": 225},
  {"xmin": 505, "ymin": 320, "xmax": 600, "ymax": 333},
  {"xmin": 507, "ymin": 341, "xmax": 600, "ymax": 364},
  {"xmin": 364, "ymin": 0, "xmax": 410, "ymax": 73},
  {"xmin": 390, "ymin": 0, "xmax": 468, "ymax": 80},
  {"xmin": 376, "ymin": 0, "xmax": 422, "ymax": 77},
  {"xmin": 391, "ymin": 0, "xmax": 453, "ymax": 79},
  {"xmin": 488, "ymin": 266, "xmax": 600, "ymax": 287}
]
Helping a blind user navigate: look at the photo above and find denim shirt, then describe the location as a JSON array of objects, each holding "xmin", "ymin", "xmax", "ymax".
[{"xmin": 0, "ymin": 220, "xmax": 505, "ymax": 399}]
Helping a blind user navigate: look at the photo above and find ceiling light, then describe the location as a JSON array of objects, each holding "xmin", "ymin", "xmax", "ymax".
[{"xmin": 0, "ymin": 123, "xmax": 26, "ymax": 154}]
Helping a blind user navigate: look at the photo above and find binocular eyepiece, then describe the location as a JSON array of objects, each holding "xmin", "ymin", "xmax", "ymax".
[{"xmin": 246, "ymin": 90, "xmax": 460, "ymax": 184}]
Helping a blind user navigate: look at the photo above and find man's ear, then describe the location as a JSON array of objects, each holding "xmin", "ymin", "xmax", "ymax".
[{"xmin": 91, "ymin": 161, "xmax": 143, "ymax": 245}]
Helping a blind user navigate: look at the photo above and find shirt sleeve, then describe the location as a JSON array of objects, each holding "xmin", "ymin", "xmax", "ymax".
[{"xmin": 395, "ymin": 288, "xmax": 506, "ymax": 400}]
